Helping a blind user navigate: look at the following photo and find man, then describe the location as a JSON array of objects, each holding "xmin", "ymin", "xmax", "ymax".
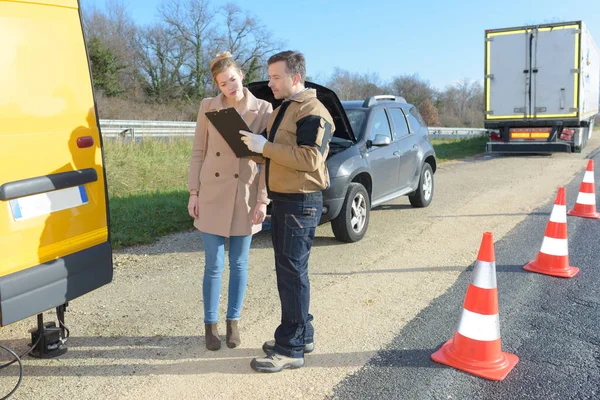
[{"xmin": 240, "ymin": 50, "xmax": 334, "ymax": 373}]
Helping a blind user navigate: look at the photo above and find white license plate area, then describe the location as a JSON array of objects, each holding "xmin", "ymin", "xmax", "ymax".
[{"xmin": 10, "ymin": 185, "xmax": 88, "ymax": 221}]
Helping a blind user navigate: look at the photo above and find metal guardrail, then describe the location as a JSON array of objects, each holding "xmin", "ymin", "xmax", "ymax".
[
  {"xmin": 427, "ymin": 127, "xmax": 488, "ymax": 139},
  {"xmin": 99, "ymin": 120, "xmax": 196, "ymax": 139},
  {"xmin": 99, "ymin": 119, "xmax": 488, "ymax": 140}
]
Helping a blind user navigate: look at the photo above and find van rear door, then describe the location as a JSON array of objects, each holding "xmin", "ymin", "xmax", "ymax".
[{"xmin": 0, "ymin": 0, "xmax": 112, "ymax": 326}]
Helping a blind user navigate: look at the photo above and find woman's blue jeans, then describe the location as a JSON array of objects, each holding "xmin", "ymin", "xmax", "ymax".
[{"xmin": 201, "ymin": 233, "xmax": 252, "ymax": 324}]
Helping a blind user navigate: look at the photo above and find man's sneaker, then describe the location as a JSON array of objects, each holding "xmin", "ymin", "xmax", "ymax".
[
  {"xmin": 250, "ymin": 352, "xmax": 304, "ymax": 373},
  {"xmin": 262, "ymin": 340, "xmax": 314, "ymax": 354}
]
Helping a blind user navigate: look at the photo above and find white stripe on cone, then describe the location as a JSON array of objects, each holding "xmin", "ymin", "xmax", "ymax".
[
  {"xmin": 575, "ymin": 192, "xmax": 596, "ymax": 206},
  {"xmin": 471, "ymin": 260, "xmax": 497, "ymax": 289},
  {"xmin": 539, "ymin": 237, "xmax": 569, "ymax": 256},
  {"xmin": 583, "ymin": 171, "xmax": 594, "ymax": 183},
  {"xmin": 456, "ymin": 309, "xmax": 501, "ymax": 341},
  {"xmin": 549, "ymin": 205, "xmax": 567, "ymax": 223}
]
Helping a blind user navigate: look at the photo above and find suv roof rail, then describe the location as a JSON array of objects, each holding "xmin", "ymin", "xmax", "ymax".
[{"xmin": 362, "ymin": 95, "xmax": 407, "ymax": 108}]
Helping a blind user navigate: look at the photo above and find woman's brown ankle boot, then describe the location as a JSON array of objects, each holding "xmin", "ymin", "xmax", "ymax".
[
  {"xmin": 204, "ymin": 323, "xmax": 221, "ymax": 351},
  {"xmin": 226, "ymin": 320, "xmax": 241, "ymax": 348}
]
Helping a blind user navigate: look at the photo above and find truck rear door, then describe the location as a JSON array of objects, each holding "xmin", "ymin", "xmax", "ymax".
[
  {"xmin": 486, "ymin": 24, "xmax": 581, "ymax": 121},
  {"xmin": 533, "ymin": 25, "xmax": 580, "ymax": 119},
  {"xmin": 486, "ymin": 29, "xmax": 530, "ymax": 120}
]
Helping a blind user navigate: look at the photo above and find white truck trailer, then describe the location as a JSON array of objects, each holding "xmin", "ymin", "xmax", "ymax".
[{"xmin": 484, "ymin": 21, "xmax": 599, "ymax": 153}]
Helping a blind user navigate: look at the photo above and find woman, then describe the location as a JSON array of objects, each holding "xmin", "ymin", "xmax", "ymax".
[{"xmin": 187, "ymin": 52, "xmax": 272, "ymax": 351}]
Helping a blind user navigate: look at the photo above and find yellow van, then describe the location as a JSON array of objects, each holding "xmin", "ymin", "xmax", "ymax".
[{"xmin": 0, "ymin": 0, "xmax": 112, "ymax": 327}]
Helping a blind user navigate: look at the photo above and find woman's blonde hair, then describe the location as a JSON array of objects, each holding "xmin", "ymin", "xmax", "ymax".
[{"xmin": 210, "ymin": 52, "xmax": 243, "ymax": 83}]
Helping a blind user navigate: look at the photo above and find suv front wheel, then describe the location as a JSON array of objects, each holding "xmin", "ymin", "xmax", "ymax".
[
  {"xmin": 409, "ymin": 163, "xmax": 434, "ymax": 208},
  {"xmin": 331, "ymin": 183, "xmax": 370, "ymax": 242}
]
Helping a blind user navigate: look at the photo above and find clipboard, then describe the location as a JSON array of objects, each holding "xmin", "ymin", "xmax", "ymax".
[{"xmin": 205, "ymin": 107, "xmax": 262, "ymax": 158}]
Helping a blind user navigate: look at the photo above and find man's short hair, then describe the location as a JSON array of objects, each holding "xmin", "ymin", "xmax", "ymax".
[{"xmin": 268, "ymin": 51, "xmax": 306, "ymax": 83}]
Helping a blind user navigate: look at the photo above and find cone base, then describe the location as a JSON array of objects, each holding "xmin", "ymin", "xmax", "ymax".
[
  {"xmin": 567, "ymin": 209, "xmax": 600, "ymax": 219},
  {"xmin": 431, "ymin": 338, "xmax": 519, "ymax": 381},
  {"xmin": 523, "ymin": 260, "xmax": 579, "ymax": 278}
]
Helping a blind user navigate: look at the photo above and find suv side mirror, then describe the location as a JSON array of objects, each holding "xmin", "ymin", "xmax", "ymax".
[{"xmin": 371, "ymin": 134, "xmax": 391, "ymax": 147}]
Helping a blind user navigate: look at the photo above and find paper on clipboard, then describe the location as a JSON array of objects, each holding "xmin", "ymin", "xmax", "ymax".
[{"xmin": 205, "ymin": 107, "xmax": 262, "ymax": 158}]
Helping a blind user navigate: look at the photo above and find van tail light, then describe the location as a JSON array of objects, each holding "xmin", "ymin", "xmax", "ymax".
[{"xmin": 77, "ymin": 136, "xmax": 95, "ymax": 148}]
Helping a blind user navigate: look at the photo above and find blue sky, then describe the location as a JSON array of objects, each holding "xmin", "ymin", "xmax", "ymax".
[{"xmin": 81, "ymin": 0, "xmax": 600, "ymax": 90}]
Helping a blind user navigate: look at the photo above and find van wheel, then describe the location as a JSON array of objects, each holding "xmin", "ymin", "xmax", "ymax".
[
  {"xmin": 331, "ymin": 183, "xmax": 370, "ymax": 243},
  {"xmin": 409, "ymin": 163, "xmax": 434, "ymax": 208}
]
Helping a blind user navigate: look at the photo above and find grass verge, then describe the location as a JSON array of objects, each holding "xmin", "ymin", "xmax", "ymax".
[
  {"xmin": 109, "ymin": 190, "xmax": 190, "ymax": 249},
  {"xmin": 430, "ymin": 135, "xmax": 488, "ymax": 162},
  {"xmin": 102, "ymin": 134, "xmax": 495, "ymax": 248},
  {"xmin": 104, "ymin": 139, "xmax": 192, "ymax": 249}
]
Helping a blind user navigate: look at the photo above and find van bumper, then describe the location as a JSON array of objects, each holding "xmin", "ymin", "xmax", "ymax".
[{"xmin": 0, "ymin": 241, "xmax": 113, "ymax": 326}]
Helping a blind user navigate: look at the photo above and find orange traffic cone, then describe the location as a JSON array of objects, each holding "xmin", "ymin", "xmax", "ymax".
[
  {"xmin": 568, "ymin": 160, "xmax": 600, "ymax": 219},
  {"xmin": 431, "ymin": 232, "xmax": 518, "ymax": 381},
  {"xmin": 524, "ymin": 187, "xmax": 579, "ymax": 278}
]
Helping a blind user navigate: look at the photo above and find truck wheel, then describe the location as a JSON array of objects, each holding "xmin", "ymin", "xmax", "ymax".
[
  {"xmin": 409, "ymin": 163, "xmax": 434, "ymax": 208},
  {"xmin": 331, "ymin": 183, "xmax": 370, "ymax": 243}
]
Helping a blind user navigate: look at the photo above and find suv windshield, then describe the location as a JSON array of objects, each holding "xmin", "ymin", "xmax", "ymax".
[{"xmin": 343, "ymin": 108, "xmax": 367, "ymax": 139}]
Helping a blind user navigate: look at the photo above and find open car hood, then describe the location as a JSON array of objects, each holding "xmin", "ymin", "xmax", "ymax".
[{"xmin": 246, "ymin": 81, "xmax": 356, "ymax": 142}]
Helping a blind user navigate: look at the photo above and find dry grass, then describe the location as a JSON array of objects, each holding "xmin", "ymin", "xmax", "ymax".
[
  {"xmin": 104, "ymin": 138, "xmax": 191, "ymax": 197},
  {"xmin": 430, "ymin": 135, "xmax": 488, "ymax": 162},
  {"xmin": 103, "ymin": 139, "xmax": 193, "ymax": 248},
  {"xmin": 96, "ymin": 94, "xmax": 199, "ymax": 121}
]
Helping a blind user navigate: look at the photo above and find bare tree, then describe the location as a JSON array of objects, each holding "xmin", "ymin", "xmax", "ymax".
[
  {"xmin": 82, "ymin": 0, "xmax": 138, "ymax": 95},
  {"xmin": 419, "ymin": 99, "xmax": 441, "ymax": 126},
  {"xmin": 215, "ymin": 3, "xmax": 283, "ymax": 83},
  {"xmin": 437, "ymin": 79, "xmax": 484, "ymax": 127},
  {"xmin": 390, "ymin": 74, "xmax": 437, "ymax": 108},
  {"xmin": 136, "ymin": 23, "xmax": 190, "ymax": 101},
  {"xmin": 326, "ymin": 68, "xmax": 389, "ymax": 100},
  {"xmin": 159, "ymin": 0, "xmax": 215, "ymax": 98}
]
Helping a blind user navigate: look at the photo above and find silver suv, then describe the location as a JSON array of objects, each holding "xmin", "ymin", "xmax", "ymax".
[{"xmin": 248, "ymin": 82, "xmax": 437, "ymax": 242}]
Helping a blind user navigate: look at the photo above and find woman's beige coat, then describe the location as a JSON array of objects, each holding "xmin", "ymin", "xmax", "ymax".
[{"xmin": 188, "ymin": 88, "xmax": 272, "ymax": 237}]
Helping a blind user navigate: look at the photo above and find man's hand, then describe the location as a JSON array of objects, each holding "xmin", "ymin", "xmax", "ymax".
[{"xmin": 240, "ymin": 130, "xmax": 267, "ymax": 154}]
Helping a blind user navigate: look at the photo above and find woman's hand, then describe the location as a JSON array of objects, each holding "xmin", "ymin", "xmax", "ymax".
[
  {"xmin": 188, "ymin": 195, "xmax": 199, "ymax": 219},
  {"xmin": 252, "ymin": 202, "xmax": 267, "ymax": 224}
]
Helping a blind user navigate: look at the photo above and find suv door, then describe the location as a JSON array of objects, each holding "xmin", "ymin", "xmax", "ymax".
[
  {"xmin": 396, "ymin": 107, "xmax": 422, "ymax": 188},
  {"xmin": 365, "ymin": 108, "xmax": 400, "ymax": 200},
  {"xmin": 388, "ymin": 107, "xmax": 416, "ymax": 189}
]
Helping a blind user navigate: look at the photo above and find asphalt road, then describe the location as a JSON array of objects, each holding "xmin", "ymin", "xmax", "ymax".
[{"xmin": 330, "ymin": 152, "xmax": 600, "ymax": 400}]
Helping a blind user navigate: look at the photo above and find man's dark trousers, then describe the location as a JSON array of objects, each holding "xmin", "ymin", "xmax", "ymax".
[{"xmin": 270, "ymin": 193, "xmax": 322, "ymax": 358}]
